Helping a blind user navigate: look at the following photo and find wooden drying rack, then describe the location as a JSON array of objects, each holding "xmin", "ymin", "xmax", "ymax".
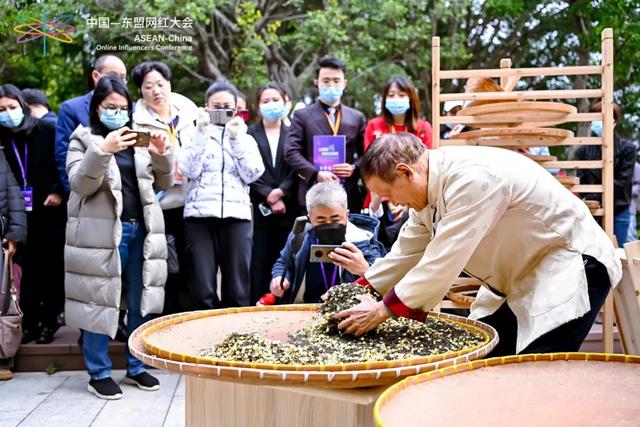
[{"xmin": 431, "ymin": 28, "xmax": 617, "ymax": 353}]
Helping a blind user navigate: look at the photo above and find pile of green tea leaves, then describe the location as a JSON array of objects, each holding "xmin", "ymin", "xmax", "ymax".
[{"xmin": 201, "ymin": 283, "xmax": 484, "ymax": 365}]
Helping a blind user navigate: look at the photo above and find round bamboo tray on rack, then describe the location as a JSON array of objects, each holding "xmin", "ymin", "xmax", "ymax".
[
  {"xmin": 455, "ymin": 102, "xmax": 577, "ymax": 128},
  {"xmin": 525, "ymin": 154, "xmax": 557, "ymax": 162},
  {"xmin": 374, "ymin": 353, "xmax": 640, "ymax": 427},
  {"xmin": 583, "ymin": 199, "xmax": 601, "ymax": 213},
  {"xmin": 445, "ymin": 283, "xmax": 480, "ymax": 306},
  {"xmin": 446, "ymin": 127, "xmax": 574, "ymax": 147},
  {"xmin": 556, "ymin": 175, "xmax": 580, "ymax": 187},
  {"xmin": 129, "ymin": 305, "xmax": 498, "ymax": 388}
]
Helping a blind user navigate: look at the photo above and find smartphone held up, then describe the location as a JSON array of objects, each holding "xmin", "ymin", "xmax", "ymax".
[
  {"xmin": 207, "ymin": 108, "xmax": 235, "ymax": 126},
  {"xmin": 123, "ymin": 130, "xmax": 151, "ymax": 148}
]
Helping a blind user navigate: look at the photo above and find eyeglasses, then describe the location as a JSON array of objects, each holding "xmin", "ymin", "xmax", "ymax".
[
  {"xmin": 100, "ymin": 105, "xmax": 129, "ymax": 114},
  {"xmin": 97, "ymin": 72, "xmax": 129, "ymax": 84}
]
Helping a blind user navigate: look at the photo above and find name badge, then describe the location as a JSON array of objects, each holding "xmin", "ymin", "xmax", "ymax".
[{"xmin": 22, "ymin": 186, "xmax": 33, "ymax": 212}]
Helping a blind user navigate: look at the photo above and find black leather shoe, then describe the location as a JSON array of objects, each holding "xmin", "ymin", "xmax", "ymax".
[
  {"xmin": 36, "ymin": 327, "xmax": 57, "ymax": 344},
  {"xmin": 21, "ymin": 329, "xmax": 40, "ymax": 344}
]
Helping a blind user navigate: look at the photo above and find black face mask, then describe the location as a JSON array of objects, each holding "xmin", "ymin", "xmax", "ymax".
[{"xmin": 313, "ymin": 222, "xmax": 346, "ymax": 245}]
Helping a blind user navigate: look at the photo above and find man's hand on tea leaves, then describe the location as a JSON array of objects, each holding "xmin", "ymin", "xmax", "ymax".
[{"xmin": 334, "ymin": 294, "xmax": 392, "ymax": 336}]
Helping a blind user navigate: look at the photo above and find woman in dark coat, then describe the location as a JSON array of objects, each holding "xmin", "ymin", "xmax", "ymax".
[
  {"xmin": 0, "ymin": 84, "xmax": 66, "ymax": 345},
  {"xmin": 0, "ymin": 147, "xmax": 27, "ymax": 381},
  {"xmin": 248, "ymin": 83, "xmax": 298, "ymax": 304}
]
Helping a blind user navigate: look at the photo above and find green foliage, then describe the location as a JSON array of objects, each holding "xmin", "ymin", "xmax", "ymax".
[{"xmin": 0, "ymin": 0, "xmax": 638, "ymax": 140}]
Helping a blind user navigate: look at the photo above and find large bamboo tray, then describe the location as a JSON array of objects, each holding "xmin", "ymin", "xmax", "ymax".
[
  {"xmin": 375, "ymin": 353, "xmax": 640, "ymax": 426},
  {"xmin": 456, "ymin": 102, "xmax": 577, "ymax": 128},
  {"xmin": 129, "ymin": 305, "xmax": 498, "ymax": 388}
]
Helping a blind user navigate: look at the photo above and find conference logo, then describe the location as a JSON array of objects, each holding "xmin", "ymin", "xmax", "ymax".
[{"xmin": 13, "ymin": 8, "xmax": 75, "ymax": 56}]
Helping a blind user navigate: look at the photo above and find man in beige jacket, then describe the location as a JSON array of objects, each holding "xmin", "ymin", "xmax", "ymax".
[{"xmin": 336, "ymin": 133, "xmax": 621, "ymax": 356}]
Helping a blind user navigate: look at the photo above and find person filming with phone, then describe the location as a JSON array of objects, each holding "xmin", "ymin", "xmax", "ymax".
[
  {"xmin": 268, "ymin": 181, "xmax": 385, "ymax": 304},
  {"xmin": 179, "ymin": 79, "xmax": 264, "ymax": 310},
  {"xmin": 65, "ymin": 75, "xmax": 173, "ymax": 399}
]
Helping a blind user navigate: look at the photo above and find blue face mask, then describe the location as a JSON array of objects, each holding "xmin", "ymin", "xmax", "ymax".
[
  {"xmin": 260, "ymin": 101, "xmax": 286, "ymax": 122},
  {"xmin": 385, "ymin": 98, "xmax": 411, "ymax": 116},
  {"xmin": 99, "ymin": 108, "xmax": 130, "ymax": 130},
  {"xmin": 0, "ymin": 109, "xmax": 25, "ymax": 129},
  {"xmin": 591, "ymin": 120, "xmax": 603, "ymax": 136},
  {"xmin": 318, "ymin": 86, "xmax": 344, "ymax": 105}
]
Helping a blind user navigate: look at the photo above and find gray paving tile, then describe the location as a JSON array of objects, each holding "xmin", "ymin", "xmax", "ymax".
[
  {"xmin": 91, "ymin": 372, "xmax": 181, "ymax": 427},
  {"xmin": 0, "ymin": 373, "xmax": 68, "ymax": 427},
  {"xmin": 17, "ymin": 375, "xmax": 106, "ymax": 427}
]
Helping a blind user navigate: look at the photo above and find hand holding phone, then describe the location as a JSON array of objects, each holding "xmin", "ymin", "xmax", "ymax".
[
  {"xmin": 207, "ymin": 108, "xmax": 235, "ymax": 126},
  {"xmin": 123, "ymin": 130, "xmax": 151, "ymax": 147},
  {"xmin": 310, "ymin": 244, "xmax": 342, "ymax": 263}
]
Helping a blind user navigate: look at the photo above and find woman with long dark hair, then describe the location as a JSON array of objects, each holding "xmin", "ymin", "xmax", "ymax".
[
  {"xmin": 364, "ymin": 76, "xmax": 432, "ymax": 149},
  {"xmin": 248, "ymin": 82, "xmax": 298, "ymax": 304},
  {"xmin": 0, "ymin": 84, "xmax": 65, "ymax": 345},
  {"xmin": 65, "ymin": 75, "xmax": 173, "ymax": 399}
]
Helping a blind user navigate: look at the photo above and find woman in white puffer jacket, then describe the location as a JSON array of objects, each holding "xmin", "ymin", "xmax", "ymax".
[{"xmin": 179, "ymin": 80, "xmax": 264, "ymax": 309}]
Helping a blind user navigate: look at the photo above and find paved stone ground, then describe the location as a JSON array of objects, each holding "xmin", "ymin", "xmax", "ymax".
[{"xmin": 0, "ymin": 370, "xmax": 184, "ymax": 427}]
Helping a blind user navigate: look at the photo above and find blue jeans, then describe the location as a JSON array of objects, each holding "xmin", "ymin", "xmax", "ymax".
[
  {"xmin": 627, "ymin": 208, "xmax": 638, "ymax": 243},
  {"xmin": 82, "ymin": 221, "xmax": 148, "ymax": 380},
  {"xmin": 615, "ymin": 209, "xmax": 631, "ymax": 247}
]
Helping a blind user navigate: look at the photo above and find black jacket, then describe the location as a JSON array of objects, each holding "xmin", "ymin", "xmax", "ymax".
[
  {"xmin": 249, "ymin": 121, "xmax": 298, "ymax": 227},
  {"xmin": 575, "ymin": 133, "xmax": 636, "ymax": 214},
  {"xmin": 284, "ymin": 102, "xmax": 366, "ymax": 211},
  {"xmin": 0, "ymin": 119, "xmax": 63, "ymax": 211},
  {"xmin": 0, "ymin": 150, "xmax": 26, "ymax": 242}
]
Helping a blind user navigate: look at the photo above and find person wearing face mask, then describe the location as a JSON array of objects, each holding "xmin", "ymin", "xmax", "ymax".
[
  {"xmin": 268, "ymin": 181, "xmax": 384, "ymax": 303},
  {"xmin": 179, "ymin": 80, "xmax": 264, "ymax": 309},
  {"xmin": 0, "ymin": 84, "xmax": 66, "ymax": 346},
  {"xmin": 248, "ymin": 82, "xmax": 299, "ymax": 304},
  {"xmin": 363, "ymin": 76, "xmax": 433, "ymax": 248},
  {"xmin": 574, "ymin": 102, "xmax": 636, "ymax": 246},
  {"xmin": 284, "ymin": 56, "xmax": 367, "ymax": 213},
  {"xmin": 55, "ymin": 54, "xmax": 128, "ymax": 195},
  {"xmin": 364, "ymin": 76, "xmax": 432, "ymax": 150},
  {"xmin": 131, "ymin": 61, "xmax": 198, "ymax": 314},
  {"xmin": 65, "ymin": 75, "xmax": 172, "ymax": 399}
]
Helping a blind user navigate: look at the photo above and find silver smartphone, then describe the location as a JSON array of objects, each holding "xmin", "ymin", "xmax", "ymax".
[
  {"xmin": 309, "ymin": 244, "xmax": 341, "ymax": 263},
  {"xmin": 207, "ymin": 108, "xmax": 235, "ymax": 125},
  {"xmin": 258, "ymin": 202, "xmax": 272, "ymax": 217}
]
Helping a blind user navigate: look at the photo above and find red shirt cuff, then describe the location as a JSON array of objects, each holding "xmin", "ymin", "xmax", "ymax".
[
  {"xmin": 354, "ymin": 277, "xmax": 370, "ymax": 286},
  {"xmin": 354, "ymin": 276, "xmax": 377, "ymax": 294},
  {"xmin": 382, "ymin": 288, "xmax": 427, "ymax": 321}
]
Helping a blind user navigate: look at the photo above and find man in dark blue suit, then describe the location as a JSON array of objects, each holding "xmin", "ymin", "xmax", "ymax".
[
  {"xmin": 54, "ymin": 54, "xmax": 127, "ymax": 193},
  {"xmin": 284, "ymin": 56, "xmax": 366, "ymax": 213}
]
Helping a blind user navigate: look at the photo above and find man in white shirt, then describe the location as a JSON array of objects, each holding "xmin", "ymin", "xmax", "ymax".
[{"xmin": 336, "ymin": 133, "xmax": 621, "ymax": 356}]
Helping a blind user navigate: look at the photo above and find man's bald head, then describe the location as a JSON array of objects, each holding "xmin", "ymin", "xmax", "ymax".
[{"xmin": 91, "ymin": 55, "xmax": 127, "ymax": 87}]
